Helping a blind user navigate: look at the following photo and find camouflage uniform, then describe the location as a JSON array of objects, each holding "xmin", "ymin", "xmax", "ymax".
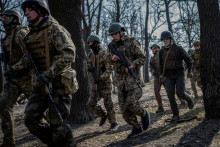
[
  {"xmin": 87, "ymin": 45, "xmax": 117, "ymax": 125},
  {"xmin": 150, "ymin": 51, "xmax": 163, "ymax": 108},
  {"xmin": 108, "ymin": 35, "xmax": 147, "ymax": 129},
  {"xmin": 23, "ymin": 15, "xmax": 78, "ymax": 146},
  {"xmin": 0, "ymin": 11, "xmax": 31, "ymax": 145},
  {"xmin": 191, "ymin": 50, "xmax": 203, "ymax": 90}
]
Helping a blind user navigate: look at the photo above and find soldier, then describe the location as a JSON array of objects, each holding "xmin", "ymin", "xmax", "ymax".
[
  {"xmin": 191, "ymin": 40, "xmax": 203, "ymax": 91},
  {"xmin": 149, "ymin": 44, "xmax": 164, "ymax": 113},
  {"xmin": 86, "ymin": 35, "xmax": 119, "ymax": 130},
  {"xmin": 0, "ymin": 9, "xmax": 31, "ymax": 147},
  {"xmin": 107, "ymin": 23, "xmax": 150, "ymax": 138},
  {"xmin": 188, "ymin": 48, "xmax": 199, "ymax": 98},
  {"xmin": 21, "ymin": 0, "xmax": 78, "ymax": 146},
  {"xmin": 159, "ymin": 31, "xmax": 194, "ymax": 122}
]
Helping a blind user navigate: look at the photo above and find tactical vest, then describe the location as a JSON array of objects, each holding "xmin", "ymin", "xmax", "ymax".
[
  {"xmin": 194, "ymin": 51, "xmax": 200, "ymax": 68},
  {"xmin": 2, "ymin": 26, "xmax": 24, "ymax": 66},
  {"xmin": 26, "ymin": 27, "xmax": 57, "ymax": 72}
]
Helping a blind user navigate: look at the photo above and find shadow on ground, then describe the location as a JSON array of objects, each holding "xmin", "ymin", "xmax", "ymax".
[{"xmin": 176, "ymin": 119, "xmax": 220, "ymax": 147}]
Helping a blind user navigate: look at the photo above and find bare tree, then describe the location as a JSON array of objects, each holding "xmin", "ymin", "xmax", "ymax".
[
  {"xmin": 197, "ymin": 0, "xmax": 220, "ymax": 119},
  {"xmin": 48, "ymin": 0, "xmax": 94, "ymax": 123}
]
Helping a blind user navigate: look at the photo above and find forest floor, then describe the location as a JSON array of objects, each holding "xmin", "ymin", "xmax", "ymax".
[{"xmin": 0, "ymin": 79, "xmax": 220, "ymax": 147}]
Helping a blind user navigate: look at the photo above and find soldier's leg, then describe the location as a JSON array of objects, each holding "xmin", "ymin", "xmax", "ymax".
[
  {"xmin": 118, "ymin": 89, "xmax": 141, "ymax": 129},
  {"xmin": 125, "ymin": 88, "xmax": 146, "ymax": 117},
  {"xmin": 102, "ymin": 92, "xmax": 116, "ymax": 125},
  {"xmin": 196, "ymin": 71, "xmax": 203, "ymax": 90},
  {"xmin": 48, "ymin": 90, "xmax": 75, "ymax": 146},
  {"xmin": 154, "ymin": 76, "xmax": 163, "ymax": 108},
  {"xmin": 164, "ymin": 78, "xmax": 179, "ymax": 117},
  {"xmin": 87, "ymin": 91, "xmax": 107, "ymax": 118},
  {"xmin": 176, "ymin": 76, "xmax": 194, "ymax": 109},
  {"xmin": 0, "ymin": 83, "xmax": 21, "ymax": 145},
  {"xmin": 24, "ymin": 92, "xmax": 52, "ymax": 145},
  {"xmin": 190, "ymin": 75, "xmax": 198, "ymax": 98}
]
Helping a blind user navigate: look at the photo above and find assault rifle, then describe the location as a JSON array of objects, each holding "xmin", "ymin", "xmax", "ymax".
[
  {"xmin": 25, "ymin": 51, "xmax": 63, "ymax": 122},
  {"xmin": 108, "ymin": 44, "xmax": 142, "ymax": 89}
]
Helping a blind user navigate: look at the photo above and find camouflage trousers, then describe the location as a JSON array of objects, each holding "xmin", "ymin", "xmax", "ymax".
[
  {"xmin": 153, "ymin": 75, "xmax": 162, "ymax": 107},
  {"xmin": 118, "ymin": 86, "xmax": 146, "ymax": 129},
  {"xmin": 193, "ymin": 69, "xmax": 203, "ymax": 89},
  {"xmin": 24, "ymin": 88, "xmax": 74, "ymax": 146},
  {"xmin": 87, "ymin": 85, "xmax": 116, "ymax": 125},
  {"xmin": 0, "ymin": 78, "xmax": 31, "ymax": 143}
]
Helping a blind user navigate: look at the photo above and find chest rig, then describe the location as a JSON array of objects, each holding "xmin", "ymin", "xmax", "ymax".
[{"xmin": 26, "ymin": 27, "xmax": 56, "ymax": 72}]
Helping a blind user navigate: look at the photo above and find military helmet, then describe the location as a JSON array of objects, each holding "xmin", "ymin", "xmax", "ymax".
[
  {"xmin": 188, "ymin": 48, "xmax": 194, "ymax": 54},
  {"xmin": 193, "ymin": 40, "xmax": 200, "ymax": 46},
  {"xmin": 150, "ymin": 44, "xmax": 160, "ymax": 49},
  {"xmin": 160, "ymin": 31, "xmax": 173, "ymax": 41},
  {"xmin": 1, "ymin": 9, "xmax": 22, "ymax": 24},
  {"xmin": 87, "ymin": 35, "xmax": 101, "ymax": 43},
  {"xmin": 22, "ymin": 0, "xmax": 50, "ymax": 16},
  {"xmin": 108, "ymin": 22, "xmax": 126, "ymax": 35}
]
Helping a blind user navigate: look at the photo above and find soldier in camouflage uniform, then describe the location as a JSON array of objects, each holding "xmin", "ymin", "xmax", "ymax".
[
  {"xmin": 191, "ymin": 40, "xmax": 203, "ymax": 91},
  {"xmin": 188, "ymin": 48, "xmax": 199, "ymax": 98},
  {"xmin": 149, "ymin": 44, "xmax": 164, "ymax": 113},
  {"xmin": 22, "ymin": 0, "xmax": 78, "ymax": 146},
  {"xmin": 159, "ymin": 31, "xmax": 194, "ymax": 122},
  {"xmin": 0, "ymin": 9, "xmax": 31, "ymax": 147},
  {"xmin": 86, "ymin": 35, "xmax": 119, "ymax": 130},
  {"xmin": 107, "ymin": 23, "xmax": 150, "ymax": 138}
]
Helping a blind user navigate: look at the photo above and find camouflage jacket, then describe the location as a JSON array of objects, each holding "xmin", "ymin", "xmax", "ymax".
[
  {"xmin": 108, "ymin": 35, "xmax": 146, "ymax": 91},
  {"xmin": 191, "ymin": 50, "xmax": 200, "ymax": 69},
  {"xmin": 2, "ymin": 25, "xmax": 30, "ymax": 78},
  {"xmin": 25, "ymin": 16, "xmax": 76, "ymax": 90},
  {"xmin": 159, "ymin": 43, "xmax": 192, "ymax": 78},
  {"xmin": 87, "ymin": 45, "xmax": 112, "ymax": 87},
  {"xmin": 150, "ymin": 51, "xmax": 160, "ymax": 76}
]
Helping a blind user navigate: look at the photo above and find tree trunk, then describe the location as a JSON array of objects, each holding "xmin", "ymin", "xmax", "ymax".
[
  {"xmin": 144, "ymin": 0, "xmax": 150, "ymax": 83},
  {"xmin": 116, "ymin": 0, "xmax": 120, "ymax": 22},
  {"xmin": 48, "ymin": 0, "xmax": 94, "ymax": 123},
  {"xmin": 197, "ymin": 0, "xmax": 220, "ymax": 119},
  {"xmin": 96, "ymin": 0, "xmax": 103, "ymax": 35},
  {"xmin": 164, "ymin": 0, "xmax": 173, "ymax": 34}
]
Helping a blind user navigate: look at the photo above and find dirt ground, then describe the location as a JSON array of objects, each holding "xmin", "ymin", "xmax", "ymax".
[{"xmin": 0, "ymin": 79, "xmax": 220, "ymax": 147}]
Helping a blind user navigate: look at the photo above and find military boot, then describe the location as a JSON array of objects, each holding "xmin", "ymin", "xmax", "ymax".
[
  {"xmin": 156, "ymin": 106, "xmax": 164, "ymax": 113},
  {"xmin": 127, "ymin": 127, "xmax": 143, "ymax": 138},
  {"xmin": 109, "ymin": 123, "xmax": 119, "ymax": 131},
  {"xmin": 99, "ymin": 115, "xmax": 107, "ymax": 126},
  {"xmin": 141, "ymin": 112, "xmax": 151, "ymax": 130}
]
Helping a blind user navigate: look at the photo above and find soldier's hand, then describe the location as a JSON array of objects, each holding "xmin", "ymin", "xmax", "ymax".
[
  {"xmin": 125, "ymin": 66, "xmax": 133, "ymax": 75},
  {"xmin": 187, "ymin": 72, "xmax": 193, "ymax": 78},
  {"xmin": 112, "ymin": 55, "xmax": 120, "ymax": 62}
]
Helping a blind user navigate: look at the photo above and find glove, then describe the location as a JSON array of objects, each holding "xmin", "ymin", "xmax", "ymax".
[
  {"xmin": 4, "ymin": 67, "xmax": 14, "ymax": 77},
  {"xmin": 187, "ymin": 72, "xmax": 193, "ymax": 78},
  {"xmin": 87, "ymin": 65, "xmax": 94, "ymax": 72}
]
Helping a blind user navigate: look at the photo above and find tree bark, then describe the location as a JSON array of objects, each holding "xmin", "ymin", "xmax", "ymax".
[
  {"xmin": 96, "ymin": 0, "xmax": 103, "ymax": 35},
  {"xmin": 48, "ymin": 0, "xmax": 94, "ymax": 123},
  {"xmin": 144, "ymin": 0, "xmax": 150, "ymax": 83},
  {"xmin": 197, "ymin": 0, "xmax": 220, "ymax": 119},
  {"xmin": 116, "ymin": 0, "xmax": 120, "ymax": 22},
  {"xmin": 164, "ymin": 0, "xmax": 173, "ymax": 34}
]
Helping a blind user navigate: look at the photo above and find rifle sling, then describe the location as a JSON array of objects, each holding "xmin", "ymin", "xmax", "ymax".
[{"xmin": 162, "ymin": 46, "xmax": 172, "ymax": 78}]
